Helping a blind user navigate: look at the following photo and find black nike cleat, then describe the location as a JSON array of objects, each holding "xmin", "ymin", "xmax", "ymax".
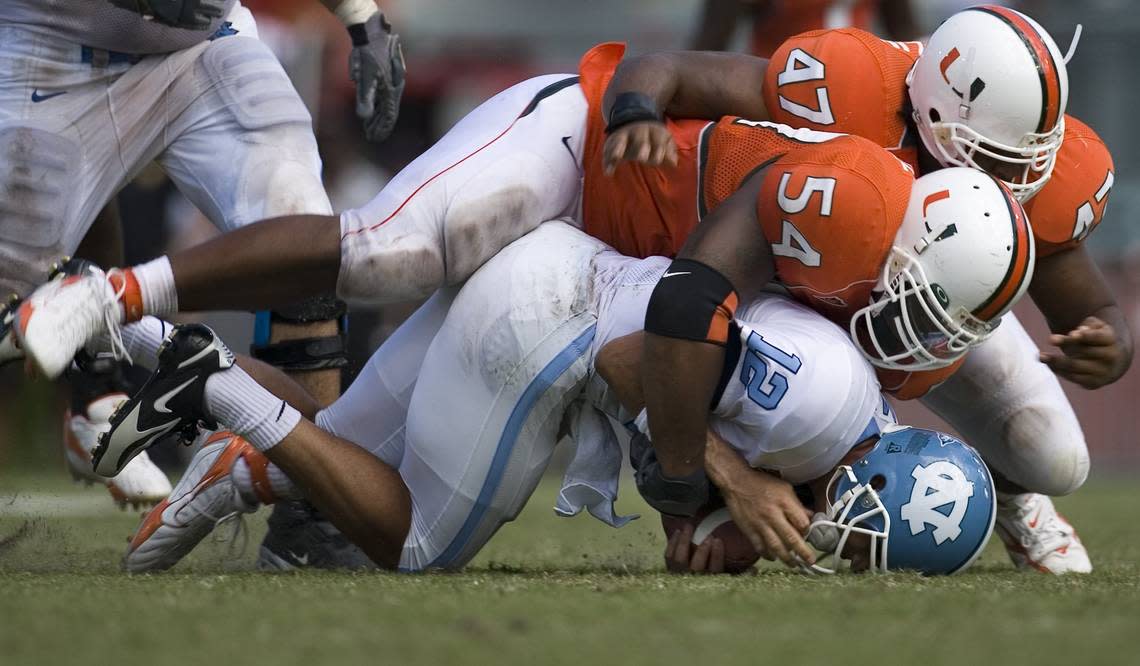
[
  {"xmin": 93, "ymin": 324, "xmax": 235, "ymax": 477},
  {"xmin": 258, "ymin": 500, "xmax": 378, "ymax": 571}
]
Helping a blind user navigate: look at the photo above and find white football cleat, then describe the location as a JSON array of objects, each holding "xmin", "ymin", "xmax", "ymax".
[
  {"xmin": 124, "ymin": 431, "xmax": 265, "ymax": 573},
  {"xmin": 14, "ymin": 263, "xmax": 124, "ymax": 379},
  {"xmin": 994, "ymin": 493, "xmax": 1091, "ymax": 574},
  {"xmin": 64, "ymin": 393, "xmax": 172, "ymax": 509}
]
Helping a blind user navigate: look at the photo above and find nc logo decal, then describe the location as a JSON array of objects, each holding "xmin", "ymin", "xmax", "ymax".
[{"xmin": 900, "ymin": 462, "xmax": 974, "ymax": 544}]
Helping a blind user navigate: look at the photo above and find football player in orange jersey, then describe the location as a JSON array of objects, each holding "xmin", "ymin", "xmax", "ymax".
[{"xmin": 602, "ymin": 5, "xmax": 1123, "ymax": 573}]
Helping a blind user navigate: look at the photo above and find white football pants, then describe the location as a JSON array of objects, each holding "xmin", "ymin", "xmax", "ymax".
[
  {"xmin": 336, "ymin": 74, "xmax": 587, "ymax": 306},
  {"xmin": 921, "ymin": 313, "xmax": 1090, "ymax": 496},
  {"xmin": 0, "ymin": 3, "xmax": 331, "ymax": 296}
]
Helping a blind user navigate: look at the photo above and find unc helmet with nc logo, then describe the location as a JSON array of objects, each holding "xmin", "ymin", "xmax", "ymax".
[
  {"xmin": 806, "ymin": 424, "xmax": 996, "ymax": 575},
  {"xmin": 851, "ymin": 167, "xmax": 1034, "ymax": 371}
]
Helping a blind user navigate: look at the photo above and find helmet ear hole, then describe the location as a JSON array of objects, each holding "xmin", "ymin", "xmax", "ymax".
[
  {"xmin": 870, "ymin": 474, "xmax": 887, "ymax": 491},
  {"xmin": 928, "ymin": 108, "xmax": 941, "ymax": 123}
]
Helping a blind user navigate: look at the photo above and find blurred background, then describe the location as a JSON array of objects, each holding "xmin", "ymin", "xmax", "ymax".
[{"xmin": 0, "ymin": 0, "xmax": 1135, "ymax": 478}]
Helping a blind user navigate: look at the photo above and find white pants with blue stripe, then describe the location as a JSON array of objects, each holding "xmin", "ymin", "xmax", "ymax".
[{"xmin": 319, "ymin": 222, "xmax": 608, "ymax": 570}]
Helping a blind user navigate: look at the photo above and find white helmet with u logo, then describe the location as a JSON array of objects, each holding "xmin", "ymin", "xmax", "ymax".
[
  {"xmin": 908, "ymin": 5, "xmax": 1070, "ymax": 201},
  {"xmin": 851, "ymin": 167, "xmax": 1035, "ymax": 371}
]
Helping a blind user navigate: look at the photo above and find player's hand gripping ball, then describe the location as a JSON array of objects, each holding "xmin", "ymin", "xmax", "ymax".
[{"xmin": 662, "ymin": 505, "xmax": 761, "ymax": 574}]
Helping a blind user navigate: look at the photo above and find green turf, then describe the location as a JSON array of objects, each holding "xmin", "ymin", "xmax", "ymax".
[{"xmin": 1, "ymin": 474, "xmax": 1138, "ymax": 665}]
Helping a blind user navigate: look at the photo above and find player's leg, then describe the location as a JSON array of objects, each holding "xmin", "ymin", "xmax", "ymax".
[
  {"xmin": 920, "ymin": 313, "xmax": 1091, "ymax": 573},
  {"xmin": 0, "ymin": 28, "xmax": 174, "ymax": 504},
  {"xmin": 156, "ymin": 70, "xmax": 589, "ymax": 310},
  {"xmin": 16, "ymin": 73, "xmax": 589, "ymax": 378},
  {"xmin": 392, "ymin": 223, "xmax": 601, "ymax": 570},
  {"xmin": 152, "ymin": 25, "xmax": 343, "ymax": 407},
  {"xmin": 258, "ymin": 287, "xmax": 458, "ymax": 570}
]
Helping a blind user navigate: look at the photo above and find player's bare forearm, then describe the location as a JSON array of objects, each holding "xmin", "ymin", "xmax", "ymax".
[
  {"xmin": 603, "ymin": 51, "xmax": 769, "ymax": 121},
  {"xmin": 641, "ymin": 334, "xmax": 725, "ymax": 476},
  {"xmin": 168, "ymin": 214, "xmax": 342, "ymax": 313},
  {"xmin": 596, "ymin": 331, "xmax": 647, "ymax": 412},
  {"xmin": 1031, "ymin": 244, "xmax": 1133, "ymax": 386},
  {"xmin": 641, "ymin": 172, "xmax": 776, "ymax": 475},
  {"xmin": 265, "ymin": 419, "xmax": 411, "ymax": 568}
]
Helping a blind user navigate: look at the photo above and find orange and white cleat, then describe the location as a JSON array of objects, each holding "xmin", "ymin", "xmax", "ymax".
[
  {"xmin": 64, "ymin": 393, "xmax": 172, "ymax": 509},
  {"xmin": 123, "ymin": 431, "xmax": 271, "ymax": 573},
  {"xmin": 994, "ymin": 493, "xmax": 1091, "ymax": 574},
  {"xmin": 15, "ymin": 261, "xmax": 124, "ymax": 379}
]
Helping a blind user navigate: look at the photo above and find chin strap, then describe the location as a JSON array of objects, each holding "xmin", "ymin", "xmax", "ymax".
[{"xmin": 1063, "ymin": 24, "xmax": 1083, "ymax": 64}]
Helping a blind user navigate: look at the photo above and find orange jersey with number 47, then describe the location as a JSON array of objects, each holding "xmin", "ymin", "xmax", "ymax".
[
  {"xmin": 762, "ymin": 27, "xmax": 1115, "ymax": 257},
  {"xmin": 579, "ymin": 42, "xmax": 915, "ymax": 323}
]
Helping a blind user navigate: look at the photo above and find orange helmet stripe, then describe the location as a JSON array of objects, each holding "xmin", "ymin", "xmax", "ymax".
[
  {"xmin": 972, "ymin": 5, "xmax": 1062, "ymax": 133},
  {"xmin": 973, "ymin": 179, "xmax": 1033, "ymax": 322}
]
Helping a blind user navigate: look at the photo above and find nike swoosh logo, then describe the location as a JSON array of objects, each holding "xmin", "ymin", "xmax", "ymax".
[
  {"xmin": 561, "ymin": 135, "xmax": 578, "ymax": 165},
  {"xmin": 661, "ymin": 271, "xmax": 691, "ymax": 278},
  {"xmin": 31, "ymin": 90, "xmax": 67, "ymax": 103},
  {"xmin": 153, "ymin": 377, "xmax": 198, "ymax": 414},
  {"xmin": 110, "ymin": 402, "xmax": 182, "ymax": 472},
  {"xmin": 289, "ymin": 551, "xmax": 310, "ymax": 566}
]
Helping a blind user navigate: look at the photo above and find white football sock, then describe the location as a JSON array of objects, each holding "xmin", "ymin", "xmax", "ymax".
[
  {"xmin": 232, "ymin": 457, "xmax": 302, "ymax": 505},
  {"xmin": 132, "ymin": 256, "xmax": 178, "ymax": 320},
  {"xmin": 88, "ymin": 315, "xmax": 171, "ymax": 370},
  {"xmin": 204, "ymin": 364, "xmax": 301, "ymax": 453}
]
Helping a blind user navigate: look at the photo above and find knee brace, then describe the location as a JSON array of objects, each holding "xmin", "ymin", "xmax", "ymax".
[{"xmin": 250, "ymin": 295, "xmax": 349, "ymax": 372}]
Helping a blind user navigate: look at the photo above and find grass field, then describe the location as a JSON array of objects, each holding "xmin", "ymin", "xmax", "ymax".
[{"xmin": 1, "ymin": 472, "xmax": 1138, "ymax": 666}]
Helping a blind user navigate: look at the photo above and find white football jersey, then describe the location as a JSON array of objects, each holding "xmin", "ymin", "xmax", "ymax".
[
  {"xmin": 586, "ymin": 252, "xmax": 894, "ymax": 485},
  {"xmin": 0, "ymin": 0, "xmax": 238, "ymax": 54},
  {"xmin": 711, "ymin": 297, "xmax": 894, "ymax": 484}
]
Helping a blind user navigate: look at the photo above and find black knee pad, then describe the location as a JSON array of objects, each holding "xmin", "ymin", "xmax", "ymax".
[{"xmin": 250, "ymin": 295, "xmax": 349, "ymax": 372}]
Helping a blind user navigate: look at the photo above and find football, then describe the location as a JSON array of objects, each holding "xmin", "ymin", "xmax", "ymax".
[{"xmin": 660, "ymin": 505, "xmax": 762, "ymax": 574}]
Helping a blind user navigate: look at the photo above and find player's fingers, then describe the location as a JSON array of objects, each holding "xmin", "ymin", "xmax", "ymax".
[
  {"xmin": 690, "ymin": 538, "xmax": 713, "ymax": 573},
  {"xmin": 634, "ymin": 128, "xmax": 653, "ymax": 164},
  {"xmin": 664, "ymin": 138, "xmax": 679, "ymax": 167},
  {"xmin": 758, "ymin": 523, "xmax": 794, "ymax": 566},
  {"xmin": 1041, "ymin": 354, "xmax": 1105, "ymax": 376},
  {"xmin": 784, "ymin": 501, "xmax": 811, "ymax": 534},
  {"xmin": 1060, "ymin": 342, "xmax": 1120, "ymax": 362},
  {"xmin": 603, "ymin": 134, "xmax": 628, "ymax": 173},
  {"xmin": 775, "ymin": 517, "xmax": 815, "ymax": 566},
  {"xmin": 1068, "ymin": 326, "xmax": 1117, "ymax": 347},
  {"xmin": 708, "ymin": 538, "xmax": 726, "ymax": 574}
]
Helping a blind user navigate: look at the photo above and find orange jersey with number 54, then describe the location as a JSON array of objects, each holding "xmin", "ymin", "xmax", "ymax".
[
  {"xmin": 762, "ymin": 28, "xmax": 1116, "ymax": 257},
  {"xmin": 579, "ymin": 42, "xmax": 915, "ymax": 323}
]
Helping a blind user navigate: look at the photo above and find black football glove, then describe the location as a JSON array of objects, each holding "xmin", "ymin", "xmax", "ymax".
[
  {"xmin": 106, "ymin": 0, "xmax": 226, "ymax": 30},
  {"xmin": 629, "ymin": 431, "xmax": 710, "ymax": 518},
  {"xmin": 348, "ymin": 12, "xmax": 406, "ymax": 143}
]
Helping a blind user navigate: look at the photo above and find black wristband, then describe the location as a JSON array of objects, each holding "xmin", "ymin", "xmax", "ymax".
[
  {"xmin": 644, "ymin": 258, "xmax": 739, "ymax": 346},
  {"xmin": 605, "ymin": 92, "xmax": 663, "ymax": 134},
  {"xmin": 347, "ymin": 22, "xmax": 369, "ymax": 46}
]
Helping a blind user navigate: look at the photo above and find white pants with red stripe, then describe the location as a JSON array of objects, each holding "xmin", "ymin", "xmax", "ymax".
[
  {"xmin": 921, "ymin": 313, "xmax": 1090, "ymax": 496},
  {"xmin": 336, "ymin": 74, "xmax": 587, "ymax": 306}
]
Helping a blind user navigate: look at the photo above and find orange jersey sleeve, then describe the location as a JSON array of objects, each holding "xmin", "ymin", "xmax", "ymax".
[
  {"xmin": 578, "ymin": 41, "xmax": 709, "ymax": 257},
  {"xmin": 756, "ymin": 134, "xmax": 914, "ymax": 321},
  {"xmin": 1023, "ymin": 115, "xmax": 1115, "ymax": 257},
  {"xmin": 762, "ymin": 28, "xmax": 920, "ymax": 149}
]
